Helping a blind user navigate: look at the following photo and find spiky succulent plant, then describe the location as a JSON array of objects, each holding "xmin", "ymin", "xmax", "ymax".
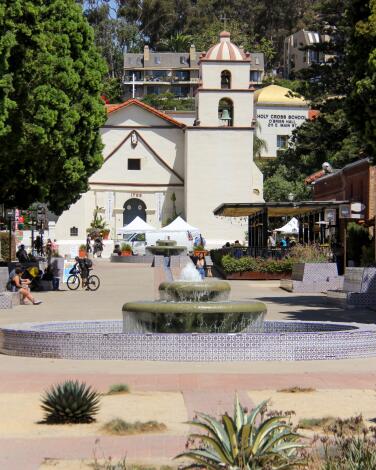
[
  {"xmin": 41, "ymin": 380, "xmax": 101, "ymax": 424},
  {"xmin": 176, "ymin": 395, "xmax": 305, "ymax": 469}
]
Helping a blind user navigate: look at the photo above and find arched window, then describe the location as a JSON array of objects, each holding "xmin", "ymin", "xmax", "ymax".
[
  {"xmin": 123, "ymin": 198, "xmax": 146, "ymax": 225},
  {"xmin": 218, "ymin": 98, "xmax": 233, "ymax": 127},
  {"xmin": 221, "ymin": 70, "xmax": 231, "ymax": 89}
]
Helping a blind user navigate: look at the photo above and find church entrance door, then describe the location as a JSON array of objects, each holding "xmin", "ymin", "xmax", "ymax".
[{"xmin": 123, "ymin": 198, "xmax": 146, "ymax": 225}]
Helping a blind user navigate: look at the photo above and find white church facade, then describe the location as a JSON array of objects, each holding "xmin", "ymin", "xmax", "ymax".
[{"xmin": 55, "ymin": 32, "xmax": 264, "ymax": 247}]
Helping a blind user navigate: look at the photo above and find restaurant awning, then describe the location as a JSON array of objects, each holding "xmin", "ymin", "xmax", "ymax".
[{"xmin": 213, "ymin": 201, "xmax": 350, "ymax": 218}]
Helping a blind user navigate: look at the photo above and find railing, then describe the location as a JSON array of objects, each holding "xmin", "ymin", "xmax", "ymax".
[{"xmin": 215, "ymin": 247, "xmax": 291, "ymax": 259}]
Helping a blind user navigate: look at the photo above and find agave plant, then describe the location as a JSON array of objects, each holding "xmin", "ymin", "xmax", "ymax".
[
  {"xmin": 41, "ymin": 380, "xmax": 101, "ymax": 424},
  {"xmin": 175, "ymin": 396, "xmax": 305, "ymax": 469}
]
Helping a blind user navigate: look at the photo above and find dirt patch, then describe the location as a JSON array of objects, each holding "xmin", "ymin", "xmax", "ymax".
[{"xmin": 0, "ymin": 391, "xmax": 187, "ymax": 439}]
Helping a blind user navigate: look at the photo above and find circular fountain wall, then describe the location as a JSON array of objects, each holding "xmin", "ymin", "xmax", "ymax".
[{"xmin": 1, "ymin": 266, "xmax": 376, "ymax": 361}]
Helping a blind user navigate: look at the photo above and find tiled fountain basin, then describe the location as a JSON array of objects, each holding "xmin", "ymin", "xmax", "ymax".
[{"xmin": 1, "ymin": 320, "xmax": 376, "ymax": 361}]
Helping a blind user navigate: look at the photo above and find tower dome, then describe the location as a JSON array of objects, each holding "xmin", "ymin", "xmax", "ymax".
[{"xmin": 202, "ymin": 31, "xmax": 249, "ymax": 61}]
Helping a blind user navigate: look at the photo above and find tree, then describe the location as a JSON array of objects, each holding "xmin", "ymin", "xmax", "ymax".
[
  {"xmin": 158, "ymin": 33, "xmax": 193, "ymax": 52},
  {"xmin": 0, "ymin": 0, "xmax": 107, "ymax": 214},
  {"xmin": 345, "ymin": 0, "xmax": 376, "ymax": 160},
  {"xmin": 142, "ymin": 92, "xmax": 195, "ymax": 110},
  {"xmin": 261, "ymin": 108, "xmax": 365, "ymax": 201}
]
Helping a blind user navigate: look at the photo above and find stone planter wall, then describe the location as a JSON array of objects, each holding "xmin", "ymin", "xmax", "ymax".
[
  {"xmin": 225, "ymin": 271, "xmax": 291, "ymax": 280},
  {"xmin": 281, "ymin": 262, "xmax": 343, "ymax": 293}
]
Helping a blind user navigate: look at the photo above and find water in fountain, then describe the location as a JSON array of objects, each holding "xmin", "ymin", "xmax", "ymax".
[
  {"xmin": 123, "ymin": 261, "xmax": 267, "ymax": 334},
  {"xmin": 179, "ymin": 263, "xmax": 202, "ymax": 282}
]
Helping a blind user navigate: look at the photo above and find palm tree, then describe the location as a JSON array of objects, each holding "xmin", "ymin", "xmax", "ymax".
[
  {"xmin": 254, "ymin": 121, "xmax": 268, "ymax": 159},
  {"xmin": 159, "ymin": 33, "xmax": 193, "ymax": 52}
]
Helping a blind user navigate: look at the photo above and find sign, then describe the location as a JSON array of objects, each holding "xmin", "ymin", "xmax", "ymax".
[
  {"xmin": 105, "ymin": 191, "xmax": 114, "ymax": 223},
  {"xmin": 324, "ymin": 208, "xmax": 336, "ymax": 225},
  {"xmin": 131, "ymin": 192, "xmax": 142, "ymax": 198},
  {"xmin": 339, "ymin": 204, "xmax": 351, "ymax": 219},
  {"xmin": 256, "ymin": 112, "xmax": 307, "ymax": 129},
  {"xmin": 63, "ymin": 260, "xmax": 76, "ymax": 283},
  {"xmin": 155, "ymin": 192, "xmax": 165, "ymax": 222},
  {"xmin": 339, "ymin": 203, "xmax": 365, "ymax": 219},
  {"xmin": 16, "ymin": 230, "xmax": 23, "ymax": 242},
  {"xmin": 70, "ymin": 246, "xmax": 78, "ymax": 259}
]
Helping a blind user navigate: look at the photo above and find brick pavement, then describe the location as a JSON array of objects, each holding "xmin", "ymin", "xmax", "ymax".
[{"xmin": 0, "ymin": 260, "xmax": 376, "ymax": 468}]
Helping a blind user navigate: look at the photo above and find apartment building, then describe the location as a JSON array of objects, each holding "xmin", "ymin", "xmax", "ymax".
[
  {"xmin": 284, "ymin": 30, "xmax": 332, "ymax": 78},
  {"xmin": 123, "ymin": 45, "xmax": 264, "ymax": 99}
]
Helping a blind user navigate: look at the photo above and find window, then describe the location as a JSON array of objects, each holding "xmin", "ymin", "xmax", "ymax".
[
  {"xmin": 250, "ymin": 71, "xmax": 260, "ymax": 82},
  {"xmin": 147, "ymin": 86, "xmax": 160, "ymax": 94},
  {"xmin": 277, "ymin": 135, "xmax": 289, "ymax": 149},
  {"xmin": 173, "ymin": 85, "xmax": 190, "ymax": 97},
  {"xmin": 70, "ymin": 226, "xmax": 78, "ymax": 236},
  {"xmin": 221, "ymin": 70, "xmax": 231, "ymax": 89},
  {"xmin": 128, "ymin": 158, "xmax": 141, "ymax": 170}
]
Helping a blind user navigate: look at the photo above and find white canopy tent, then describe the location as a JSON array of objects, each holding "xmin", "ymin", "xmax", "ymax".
[
  {"xmin": 161, "ymin": 216, "xmax": 199, "ymax": 233},
  {"xmin": 117, "ymin": 216, "xmax": 156, "ymax": 234},
  {"xmin": 275, "ymin": 217, "xmax": 299, "ymax": 234}
]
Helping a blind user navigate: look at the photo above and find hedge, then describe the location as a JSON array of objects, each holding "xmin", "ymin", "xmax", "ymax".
[{"xmin": 220, "ymin": 254, "xmax": 294, "ymax": 275}]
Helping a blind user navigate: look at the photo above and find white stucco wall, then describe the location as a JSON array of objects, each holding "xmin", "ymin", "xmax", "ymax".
[
  {"xmin": 55, "ymin": 105, "xmax": 186, "ymax": 241},
  {"xmin": 255, "ymin": 105, "xmax": 309, "ymax": 158},
  {"xmin": 184, "ymin": 128, "xmax": 263, "ymax": 246},
  {"xmin": 201, "ymin": 62, "xmax": 250, "ymax": 89},
  {"xmin": 197, "ymin": 91, "xmax": 254, "ymax": 127}
]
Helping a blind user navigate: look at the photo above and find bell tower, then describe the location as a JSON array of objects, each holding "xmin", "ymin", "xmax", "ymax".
[
  {"xmin": 195, "ymin": 31, "xmax": 254, "ymax": 127},
  {"xmin": 184, "ymin": 32, "xmax": 264, "ymax": 246}
]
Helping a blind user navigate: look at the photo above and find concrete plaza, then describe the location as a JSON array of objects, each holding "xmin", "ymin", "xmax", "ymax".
[{"xmin": 0, "ymin": 260, "xmax": 376, "ymax": 469}]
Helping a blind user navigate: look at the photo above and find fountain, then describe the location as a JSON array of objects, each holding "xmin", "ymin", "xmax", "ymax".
[
  {"xmin": 145, "ymin": 239, "xmax": 187, "ymax": 256},
  {"xmin": 123, "ymin": 263, "xmax": 266, "ymax": 333},
  {"xmin": 1, "ymin": 262, "xmax": 376, "ymax": 361}
]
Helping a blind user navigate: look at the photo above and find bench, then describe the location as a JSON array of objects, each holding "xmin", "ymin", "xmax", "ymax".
[{"xmin": 327, "ymin": 267, "xmax": 376, "ymax": 309}]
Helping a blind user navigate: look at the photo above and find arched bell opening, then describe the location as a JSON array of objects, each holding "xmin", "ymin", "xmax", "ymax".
[{"xmin": 218, "ymin": 98, "xmax": 233, "ymax": 127}]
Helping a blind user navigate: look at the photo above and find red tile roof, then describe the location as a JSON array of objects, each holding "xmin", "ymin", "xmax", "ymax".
[
  {"xmin": 105, "ymin": 98, "xmax": 186, "ymax": 128},
  {"xmin": 305, "ymin": 169, "xmax": 325, "ymax": 185}
]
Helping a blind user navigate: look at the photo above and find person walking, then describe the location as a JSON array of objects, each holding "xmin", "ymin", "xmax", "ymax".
[
  {"xmin": 16, "ymin": 244, "xmax": 29, "ymax": 263},
  {"xmin": 86, "ymin": 235, "xmax": 92, "ymax": 254},
  {"xmin": 93, "ymin": 237, "xmax": 103, "ymax": 258}
]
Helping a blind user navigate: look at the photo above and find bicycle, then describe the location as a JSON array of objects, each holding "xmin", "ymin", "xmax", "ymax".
[{"xmin": 66, "ymin": 266, "xmax": 100, "ymax": 291}]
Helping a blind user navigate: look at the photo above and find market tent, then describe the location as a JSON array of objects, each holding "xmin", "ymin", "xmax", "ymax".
[
  {"xmin": 161, "ymin": 216, "xmax": 199, "ymax": 233},
  {"xmin": 117, "ymin": 216, "xmax": 156, "ymax": 234},
  {"xmin": 275, "ymin": 217, "xmax": 299, "ymax": 234}
]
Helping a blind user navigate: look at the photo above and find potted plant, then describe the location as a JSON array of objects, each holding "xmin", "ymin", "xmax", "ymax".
[
  {"xmin": 101, "ymin": 228, "xmax": 110, "ymax": 240},
  {"xmin": 193, "ymin": 244, "xmax": 207, "ymax": 256},
  {"xmin": 121, "ymin": 243, "xmax": 132, "ymax": 256},
  {"xmin": 79, "ymin": 244, "xmax": 87, "ymax": 258}
]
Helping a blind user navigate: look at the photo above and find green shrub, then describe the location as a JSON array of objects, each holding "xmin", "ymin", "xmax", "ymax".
[
  {"xmin": 220, "ymin": 254, "xmax": 294, "ymax": 274},
  {"xmin": 121, "ymin": 243, "xmax": 132, "ymax": 251},
  {"xmin": 101, "ymin": 418, "xmax": 167, "ymax": 435},
  {"xmin": 309, "ymin": 416, "xmax": 376, "ymax": 469},
  {"xmin": 107, "ymin": 383, "xmax": 130, "ymax": 395},
  {"xmin": 175, "ymin": 395, "xmax": 305, "ymax": 468},
  {"xmin": 289, "ymin": 243, "xmax": 330, "ymax": 263},
  {"xmin": 40, "ymin": 380, "xmax": 100, "ymax": 424},
  {"xmin": 347, "ymin": 222, "xmax": 372, "ymax": 265}
]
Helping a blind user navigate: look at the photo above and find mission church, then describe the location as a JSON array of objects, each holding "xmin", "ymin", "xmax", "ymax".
[{"xmin": 55, "ymin": 32, "xmax": 264, "ymax": 247}]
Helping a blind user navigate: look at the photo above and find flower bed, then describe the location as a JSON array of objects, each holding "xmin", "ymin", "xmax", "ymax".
[{"xmin": 213, "ymin": 254, "xmax": 293, "ymax": 280}]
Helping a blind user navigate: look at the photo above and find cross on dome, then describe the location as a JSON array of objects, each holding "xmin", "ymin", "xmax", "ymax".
[{"xmin": 201, "ymin": 31, "xmax": 250, "ymax": 62}]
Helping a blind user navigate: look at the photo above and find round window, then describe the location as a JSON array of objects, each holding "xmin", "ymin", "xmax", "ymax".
[
  {"xmin": 127, "ymin": 205, "xmax": 132, "ymax": 210},
  {"xmin": 138, "ymin": 205, "xmax": 143, "ymax": 210}
]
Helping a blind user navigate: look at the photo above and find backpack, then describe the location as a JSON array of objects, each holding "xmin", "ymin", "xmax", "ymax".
[{"xmin": 84, "ymin": 258, "xmax": 93, "ymax": 268}]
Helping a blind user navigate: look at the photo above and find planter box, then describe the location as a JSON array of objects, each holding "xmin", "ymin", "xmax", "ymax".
[{"xmin": 225, "ymin": 271, "xmax": 291, "ymax": 280}]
